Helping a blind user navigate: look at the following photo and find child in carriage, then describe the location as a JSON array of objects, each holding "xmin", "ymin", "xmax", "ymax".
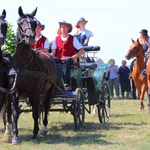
[{"xmin": 75, "ymin": 17, "xmax": 93, "ymax": 46}]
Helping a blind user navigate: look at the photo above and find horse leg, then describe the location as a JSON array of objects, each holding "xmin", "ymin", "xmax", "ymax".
[
  {"xmin": 38, "ymin": 111, "xmax": 42, "ymax": 125},
  {"xmin": 0, "ymin": 93, "xmax": 6, "ymax": 131},
  {"xmin": 139, "ymin": 94, "xmax": 145, "ymax": 110},
  {"xmin": 40, "ymin": 88, "xmax": 54, "ymax": 136},
  {"xmin": 139, "ymin": 77, "xmax": 147, "ymax": 110},
  {"xmin": 32, "ymin": 95, "xmax": 40, "ymax": 140},
  {"xmin": 147, "ymin": 81, "xmax": 150, "ymax": 113},
  {"xmin": 92, "ymin": 104, "xmax": 97, "ymax": 115},
  {"xmin": 135, "ymin": 82, "xmax": 144, "ymax": 110},
  {"xmin": 1, "ymin": 104, "xmax": 6, "ymax": 131},
  {"xmin": 5, "ymin": 95, "xmax": 12, "ymax": 134},
  {"xmin": 11, "ymin": 94, "xmax": 19, "ymax": 145}
]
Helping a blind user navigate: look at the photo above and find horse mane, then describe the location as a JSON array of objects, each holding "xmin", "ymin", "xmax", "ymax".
[
  {"xmin": 137, "ymin": 39, "xmax": 145, "ymax": 56},
  {"xmin": 132, "ymin": 38, "xmax": 145, "ymax": 56}
]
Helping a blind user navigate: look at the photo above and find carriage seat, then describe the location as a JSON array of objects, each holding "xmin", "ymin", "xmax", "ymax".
[
  {"xmin": 79, "ymin": 46, "xmax": 100, "ymax": 69},
  {"xmin": 82, "ymin": 46, "xmax": 100, "ymax": 52}
]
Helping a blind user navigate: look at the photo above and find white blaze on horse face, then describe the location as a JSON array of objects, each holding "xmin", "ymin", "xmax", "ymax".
[{"xmin": 26, "ymin": 17, "xmax": 32, "ymax": 29}]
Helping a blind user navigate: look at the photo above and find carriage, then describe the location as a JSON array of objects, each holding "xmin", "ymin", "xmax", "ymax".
[
  {"xmin": 18, "ymin": 45, "xmax": 111, "ymax": 130},
  {"xmin": 0, "ymin": 7, "xmax": 111, "ymax": 144}
]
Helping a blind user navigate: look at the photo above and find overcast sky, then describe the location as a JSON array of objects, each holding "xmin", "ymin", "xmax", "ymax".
[{"xmin": 0, "ymin": 0, "xmax": 150, "ymax": 65}]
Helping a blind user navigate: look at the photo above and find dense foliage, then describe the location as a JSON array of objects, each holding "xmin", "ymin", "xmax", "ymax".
[{"xmin": 2, "ymin": 23, "xmax": 16, "ymax": 55}]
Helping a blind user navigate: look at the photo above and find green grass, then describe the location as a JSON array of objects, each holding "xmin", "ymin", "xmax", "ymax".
[{"xmin": 0, "ymin": 99, "xmax": 150, "ymax": 150}]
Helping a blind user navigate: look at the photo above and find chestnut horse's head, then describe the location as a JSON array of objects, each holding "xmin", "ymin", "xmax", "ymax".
[
  {"xmin": 125, "ymin": 38, "xmax": 145, "ymax": 60},
  {"xmin": 0, "ymin": 9, "xmax": 7, "ymax": 46},
  {"xmin": 17, "ymin": 6, "xmax": 37, "ymax": 45}
]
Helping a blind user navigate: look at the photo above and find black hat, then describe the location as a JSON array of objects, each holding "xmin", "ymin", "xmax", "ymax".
[
  {"xmin": 59, "ymin": 20, "xmax": 72, "ymax": 33},
  {"xmin": 36, "ymin": 20, "xmax": 45, "ymax": 30},
  {"xmin": 139, "ymin": 29, "xmax": 148, "ymax": 35}
]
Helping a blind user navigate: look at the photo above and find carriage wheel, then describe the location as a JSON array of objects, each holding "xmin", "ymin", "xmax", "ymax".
[
  {"xmin": 97, "ymin": 82, "xmax": 110, "ymax": 124},
  {"xmin": 73, "ymin": 88, "xmax": 85, "ymax": 130}
]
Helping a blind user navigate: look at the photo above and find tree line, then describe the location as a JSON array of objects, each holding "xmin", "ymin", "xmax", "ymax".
[{"xmin": 2, "ymin": 23, "xmax": 16, "ymax": 55}]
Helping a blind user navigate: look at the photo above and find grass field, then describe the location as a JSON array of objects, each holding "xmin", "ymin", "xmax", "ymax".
[{"xmin": 0, "ymin": 99, "xmax": 150, "ymax": 150}]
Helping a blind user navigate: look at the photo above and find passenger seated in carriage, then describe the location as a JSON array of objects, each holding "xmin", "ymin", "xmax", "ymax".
[
  {"xmin": 51, "ymin": 20, "xmax": 85, "ymax": 87},
  {"xmin": 75, "ymin": 17, "xmax": 93, "ymax": 46},
  {"xmin": 32, "ymin": 20, "xmax": 50, "ymax": 53}
]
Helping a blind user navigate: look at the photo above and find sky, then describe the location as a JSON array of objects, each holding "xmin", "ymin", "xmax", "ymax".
[{"xmin": 0, "ymin": 0, "xmax": 150, "ymax": 66}]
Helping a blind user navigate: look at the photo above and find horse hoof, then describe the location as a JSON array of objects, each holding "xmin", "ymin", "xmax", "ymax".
[
  {"xmin": 139, "ymin": 104, "xmax": 144, "ymax": 111},
  {"xmin": 40, "ymin": 130, "xmax": 48, "ymax": 136},
  {"xmin": 4, "ymin": 131, "xmax": 10, "ymax": 135},
  {"xmin": 40, "ymin": 125, "xmax": 48, "ymax": 136},
  {"xmin": 31, "ymin": 138, "xmax": 39, "ymax": 144},
  {"xmin": 12, "ymin": 138, "xmax": 19, "ymax": 145}
]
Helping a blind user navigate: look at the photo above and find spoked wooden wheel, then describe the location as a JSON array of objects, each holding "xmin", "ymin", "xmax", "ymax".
[
  {"xmin": 97, "ymin": 82, "xmax": 110, "ymax": 124},
  {"xmin": 73, "ymin": 88, "xmax": 85, "ymax": 130}
]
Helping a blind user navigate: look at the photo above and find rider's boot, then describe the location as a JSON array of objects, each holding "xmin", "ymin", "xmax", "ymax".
[
  {"xmin": 141, "ymin": 68, "xmax": 146, "ymax": 76},
  {"xmin": 141, "ymin": 50, "xmax": 150, "ymax": 76}
]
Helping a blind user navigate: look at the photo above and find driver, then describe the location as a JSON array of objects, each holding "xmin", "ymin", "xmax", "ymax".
[{"xmin": 51, "ymin": 20, "xmax": 85, "ymax": 86}]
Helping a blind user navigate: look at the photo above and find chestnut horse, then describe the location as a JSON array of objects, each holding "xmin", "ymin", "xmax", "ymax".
[
  {"xmin": 125, "ymin": 39, "xmax": 147, "ymax": 110},
  {"xmin": 8, "ymin": 7, "xmax": 56, "ymax": 144},
  {"xmin": 0, "ymin": 9, "xmax": 12, "ymax": 134}
]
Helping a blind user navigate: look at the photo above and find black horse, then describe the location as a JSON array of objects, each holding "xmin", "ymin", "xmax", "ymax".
[
  {"xmin": 0, "ymin": 9, "xmax": 12, "ymax": 134},
  {"xmin": 8, "ymin": 6, "xmax": 56, "ymax": 144}
]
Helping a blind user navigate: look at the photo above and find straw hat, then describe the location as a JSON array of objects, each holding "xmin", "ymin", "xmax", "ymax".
[{"xmin": 59, "ymin": 20, "xmax": 72, "ymax": 33}]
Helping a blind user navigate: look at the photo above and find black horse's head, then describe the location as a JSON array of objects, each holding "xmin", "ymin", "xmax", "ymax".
[
  {"xmin": 17, "ymin": 6, "xmax": 37, "ymax": 45},
  {"xmin": 0, "ymin": 9, "xmax": 8, "ymax": 46}
]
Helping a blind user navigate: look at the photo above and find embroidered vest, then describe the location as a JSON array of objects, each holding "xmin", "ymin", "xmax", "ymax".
[
  {"xmin": 55, "ymin": 35, "xmax": 75, "ymax": 59},
  {"xmin": 32, "ymin": 35, "xmax": 47, "ymax": 49}
]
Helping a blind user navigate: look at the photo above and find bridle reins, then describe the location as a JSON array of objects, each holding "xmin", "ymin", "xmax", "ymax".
[
  {"xmin": 0, "ymin": 16, "xmax": 35, "ymax": 95},
  {"xmin": 128, "ymin": 44, "xmax": 144, "ymax": 58},
  {"xmin": 17, "ymin": 16, "xmax": 36, "ymax": 44}
]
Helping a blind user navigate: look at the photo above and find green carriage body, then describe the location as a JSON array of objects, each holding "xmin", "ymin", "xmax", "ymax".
[{"xmin": 83, "ymin": 63, "xmax": 109, "ymax": 105}]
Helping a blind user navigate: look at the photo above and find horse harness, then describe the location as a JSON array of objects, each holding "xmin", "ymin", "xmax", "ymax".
[
  {"xmin": 0, "ymin": 56, "xmax": 16, "ymax": 94},
  {"xmin": 0, "ymin": 50, "xmax": 55, "ymax": 96}
]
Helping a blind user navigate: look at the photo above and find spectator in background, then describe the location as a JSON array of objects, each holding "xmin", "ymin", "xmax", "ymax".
[
  {"xmin": 75, "ymin": 17, "xmax": 93, "ymax": 46},
  {"xmin": 32, "ymin": 20, "xmax": 50, "ymax": 53},
  {"xmin": 118, "ymin": 60, "xmax": 131, "ymax": 99},
  {"xmin": 106, "ymin": 59, "xmax": 120, "ymax": 100}
]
